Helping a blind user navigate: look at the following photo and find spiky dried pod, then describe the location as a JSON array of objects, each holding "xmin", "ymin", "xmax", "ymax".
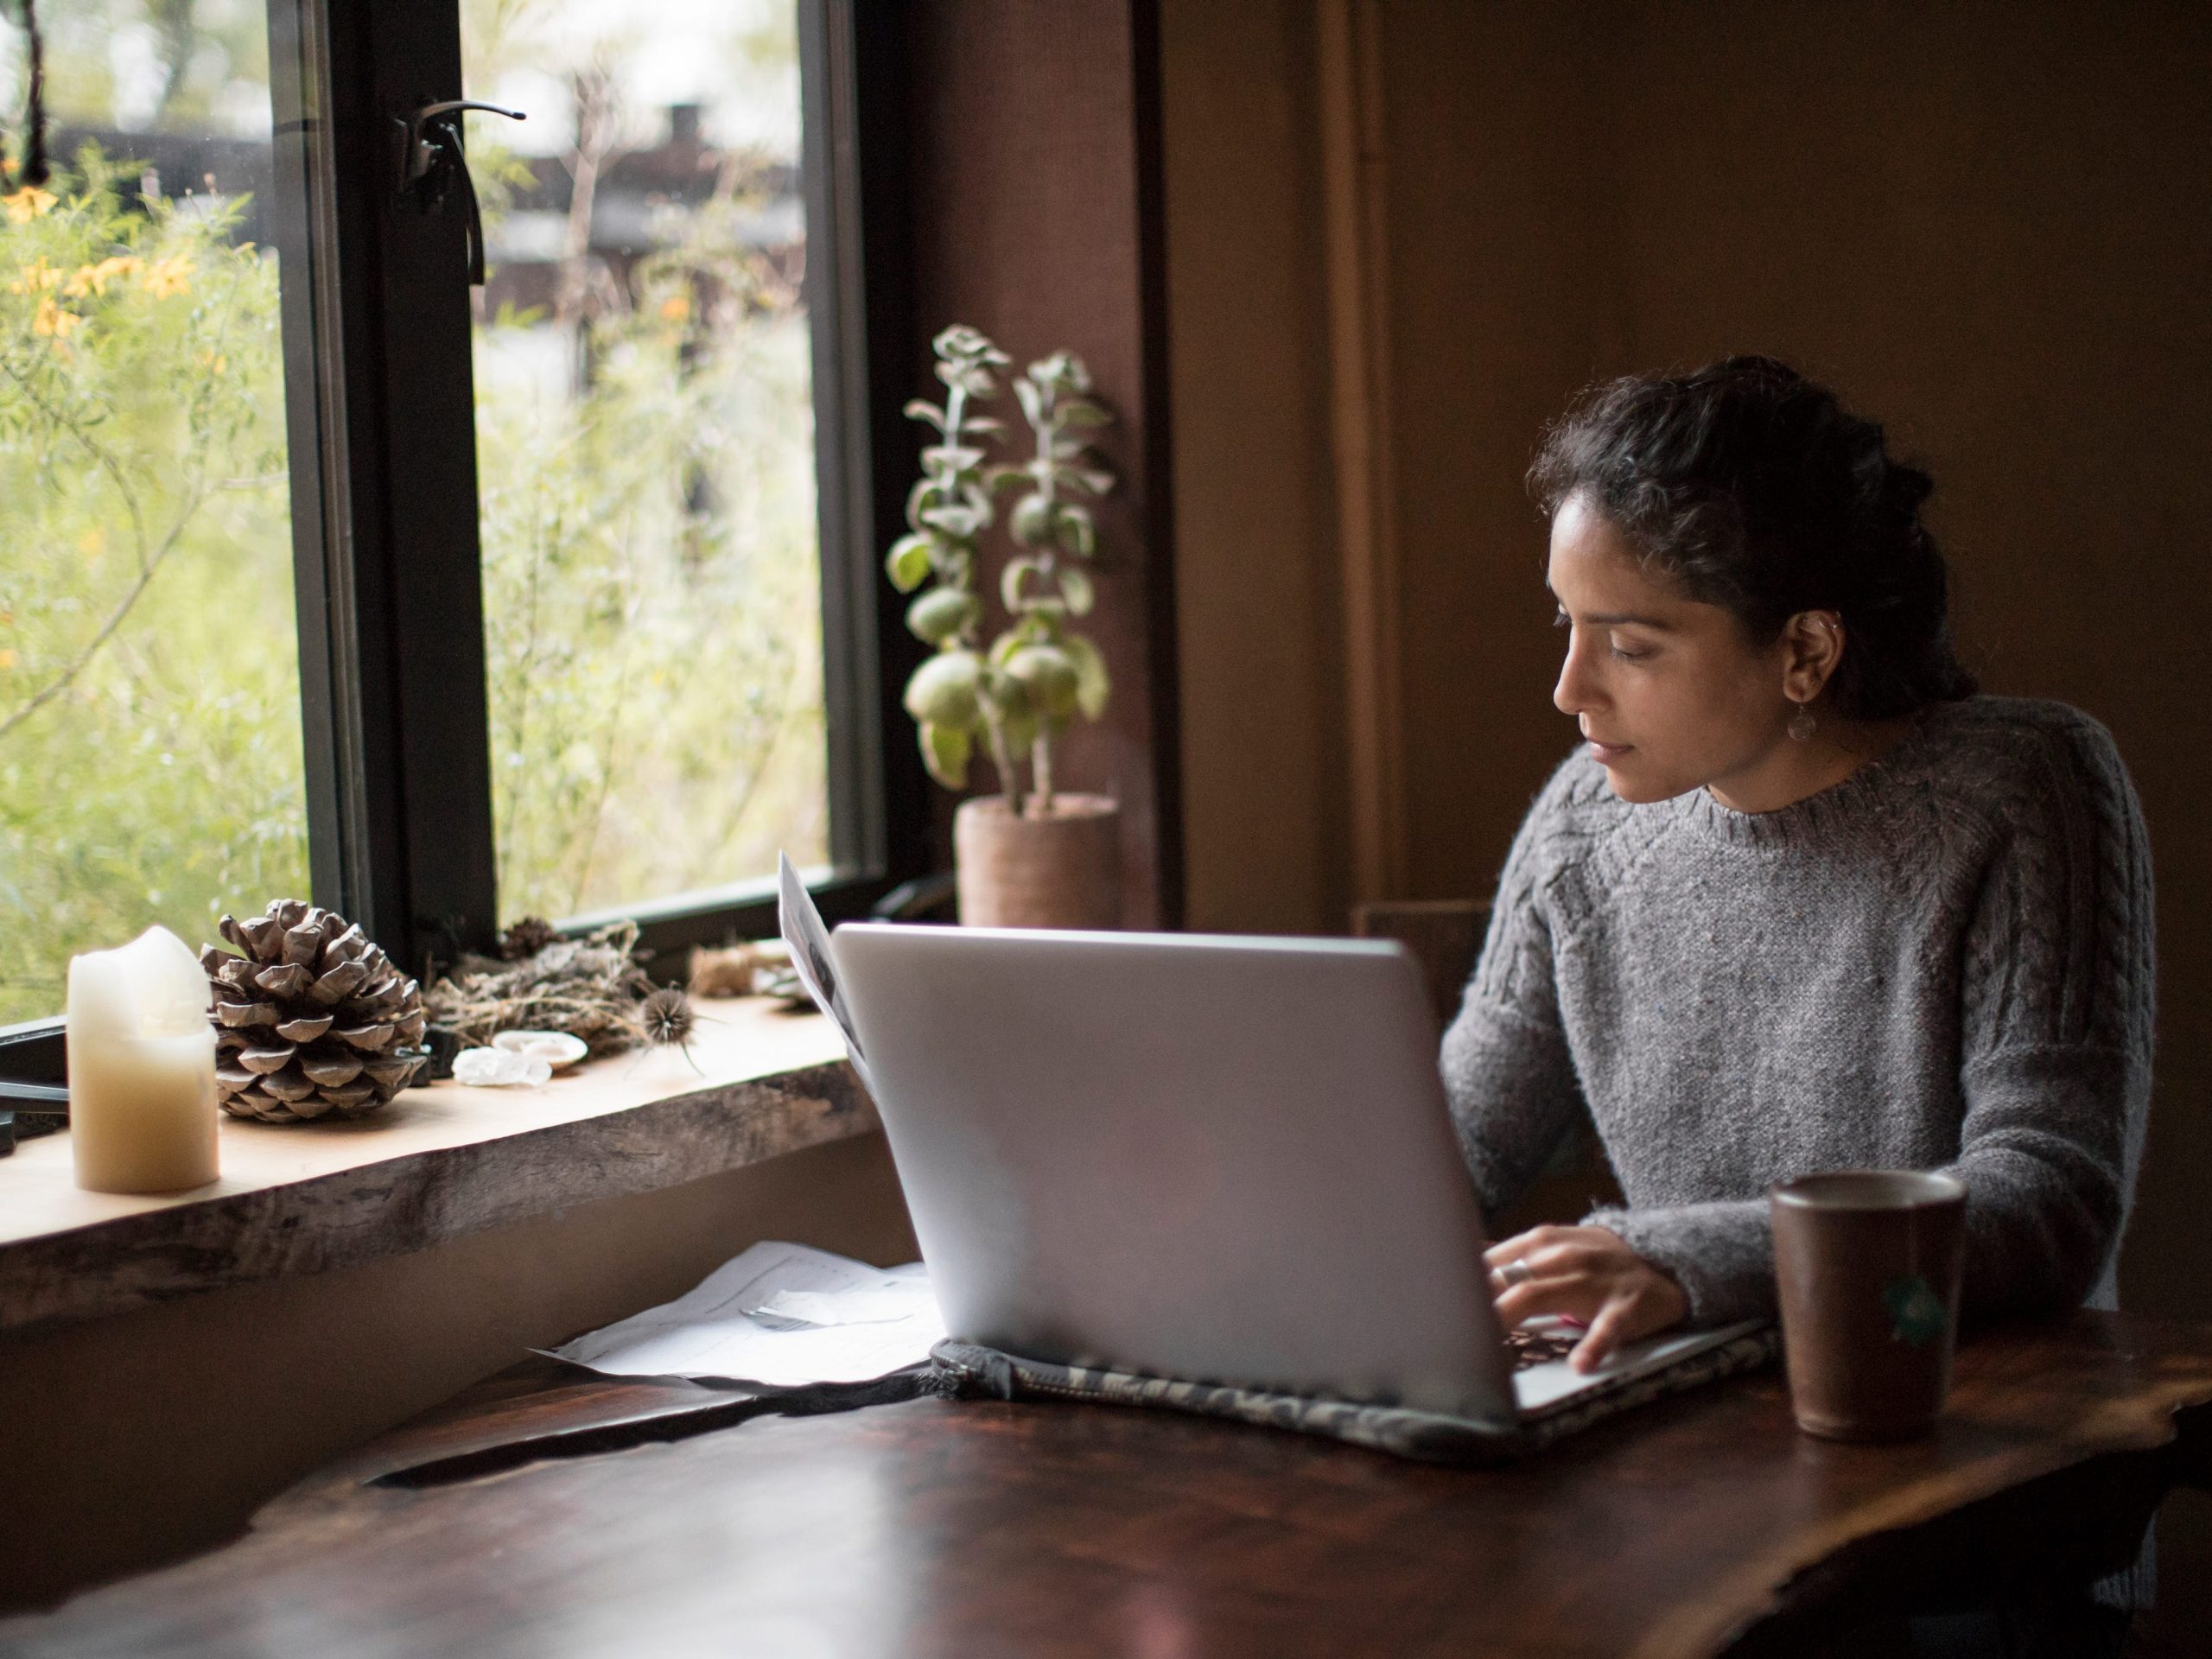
[
  {"xmin": 636, "ymin": 986, "xmax": 695, "ymax": 1049},
  {"xmin": 202, "ymin": 899, "xmax": 429, "ymax": 1124}
]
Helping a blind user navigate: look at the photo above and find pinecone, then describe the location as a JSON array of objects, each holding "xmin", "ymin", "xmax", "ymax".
[
  {"xmin": 201, "ymin": 899, "xmax": 430, "ymax": 1123},
  {"xmin": 499, "ymin": 915, "xmax": 560, "ymax": 961}
]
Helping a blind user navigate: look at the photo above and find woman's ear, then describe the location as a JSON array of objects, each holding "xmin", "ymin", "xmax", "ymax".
[{"xmin": 1779, "ymin": 610, "xmax": 1846, "ymax": 703}]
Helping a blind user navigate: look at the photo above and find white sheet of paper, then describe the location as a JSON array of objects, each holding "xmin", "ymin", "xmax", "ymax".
[
  {"xmin": 543, "ymin": 1241, "xmax": 944, "ymax": 1387},
  {"xmin": 778, "ymin": 852, "xmax": 863, "ymax": 1060}
]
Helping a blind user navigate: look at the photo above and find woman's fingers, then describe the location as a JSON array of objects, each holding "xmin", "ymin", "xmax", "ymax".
[
  {"xmin": 1489, "ymin": 1241, "xmax": 1605, "ymax": 1287},
  {"xmin": 1569, "ymin": 1294, "xmax": 1638, "ymax": 1373},
  {"xmin": 1491, "ymin": 1274, "xmax": 1604, "ymax": 1329},
  {"xmin": 1486, "ymin": 1223, "xmax": 1592, "ymax": 1264}
]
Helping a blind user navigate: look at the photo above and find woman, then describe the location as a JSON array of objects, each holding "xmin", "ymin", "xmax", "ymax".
[{"xmin": 1445, "ymin": 357, "xmax": 2155, "ymax": 1388}]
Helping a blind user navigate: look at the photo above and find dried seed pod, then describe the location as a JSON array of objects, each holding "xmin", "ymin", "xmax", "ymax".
[
  {"xmin": 499, "ymin": 916, "xmax": 562, "ymax": 961},
  {"xmin": 637, "ymin": 986, "xmax": 696, "ymax": 1048}
]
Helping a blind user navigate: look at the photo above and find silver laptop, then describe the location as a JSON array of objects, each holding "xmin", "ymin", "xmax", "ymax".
[{"xmin": 830, "ymin": 921, "xmax": 1758, "ymax": 1426}]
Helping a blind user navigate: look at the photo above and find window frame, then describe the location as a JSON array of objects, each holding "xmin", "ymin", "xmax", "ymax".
[{"xmin": 0, "ymin": 0, "xmax": 925, "ymax": 1082}]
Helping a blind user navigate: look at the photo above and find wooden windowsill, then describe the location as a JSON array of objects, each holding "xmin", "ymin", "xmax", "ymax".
[{"xmin": 0, "ymin": 997, "xmax": 867, "ymax": 1343}]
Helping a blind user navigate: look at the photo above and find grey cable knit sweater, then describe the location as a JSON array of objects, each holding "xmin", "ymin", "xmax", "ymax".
[{"xmin": 1440, "ymin": 695, "xmax": 2156, "ymax": 1327}]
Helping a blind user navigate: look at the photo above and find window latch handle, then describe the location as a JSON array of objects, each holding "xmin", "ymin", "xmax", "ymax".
[{"xmin": 393, "ymin": 99, "xmax": 526, "ymax": 286}]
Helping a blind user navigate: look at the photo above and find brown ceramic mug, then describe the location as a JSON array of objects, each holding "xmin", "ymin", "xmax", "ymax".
[{"xmin": 1769, "ymin": 1170, "xmax": 1967, "ymax": 1443}]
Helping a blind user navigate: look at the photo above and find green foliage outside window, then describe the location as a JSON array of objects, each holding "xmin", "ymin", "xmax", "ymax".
[
  {"xmin": 475, "ymin": 192, "xmax": 827, "ymax": 923},
  {"xmin": 1, "ymin": 5, "xmax": 828, "ymax": 1020},
  {"xmin": 0, "ymin": 152, "xmax": 304, "ymax": 1026}
]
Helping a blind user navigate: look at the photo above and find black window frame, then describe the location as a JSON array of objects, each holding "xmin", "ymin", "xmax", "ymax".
[{"xmin": 0, "ymin": 0, "xmax": 926, "ymax": 1086}]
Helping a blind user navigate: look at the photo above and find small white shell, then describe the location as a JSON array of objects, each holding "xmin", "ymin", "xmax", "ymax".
[
  {"xmin": 491, "ymin": 1029, "xmax": 589, "ymax": 1070},
  {"xmin": 453, "ymin": 1046, "xmax": 554, "ymax": 1087}
]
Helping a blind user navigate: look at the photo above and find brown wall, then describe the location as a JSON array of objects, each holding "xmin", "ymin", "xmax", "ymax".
[
  {"xmin": 1160, "ymin": 0, "xmax": 1347, "ymax": 935},
  {"xmin": 899, "ymin": 0, "xmax": 1183, "ymax": 926},
  {"xmin": 1163, "ymin": 0, "xmax": 2212, "ymax": 1624}
]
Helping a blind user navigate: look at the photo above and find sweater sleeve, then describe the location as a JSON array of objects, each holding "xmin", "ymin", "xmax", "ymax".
[
  {"xmin": 1595, "ymin": 713, "xmax": 2156, "ymax": 1327},
  {"xmin": 1941, "ymin": 715, "xmax": 2155, "ymax": 1316},
  {"xmin": 1439, "ymin": 760, "xmax": 1589, "ymax": 1222}
]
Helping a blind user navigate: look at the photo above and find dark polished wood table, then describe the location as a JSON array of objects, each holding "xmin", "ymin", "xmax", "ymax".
[{"xmin": 6, "ymin": 1313, "xmax": 2209, "ymax": 1657}]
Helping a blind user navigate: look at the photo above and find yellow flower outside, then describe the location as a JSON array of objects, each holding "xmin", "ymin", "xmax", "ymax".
[
  {"xmin": 7, "ymin": 258, "xmax": 64, "ymax": 296},
  {"xmin": 659, "ymin": 294, "xmax": 692, "ymax": 322},
  {"xmin": 64, "ymin": 255, "xmax": 142, "ymax": 298},
  {"xmin": 143, "ymin": 254, "xmax": 194, "ymax": 299},
  {"xmin": 195, "ymin": 349, "xmax": 227, "ymax": 375},
  {"xmin": 2, "ymin": 187, "xmax": 58, "ymax": 223},
  {"xmin": 33, "ymin": 296, "xmax": 84, "ymax": 339}
]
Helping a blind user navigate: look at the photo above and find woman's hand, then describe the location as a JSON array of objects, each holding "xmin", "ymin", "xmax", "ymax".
[{"xmin": 1486, "ymin": 1224, "xmax": 1689, "ymax": 1373}]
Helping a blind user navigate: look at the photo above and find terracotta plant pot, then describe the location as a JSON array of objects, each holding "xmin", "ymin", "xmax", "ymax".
[{"xmin": 954, "ymin": 794, "xmax": 1122, "ymax": 930}]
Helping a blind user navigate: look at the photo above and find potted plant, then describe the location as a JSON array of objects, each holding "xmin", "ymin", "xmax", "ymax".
[{"xmin": 887, "ymin": 325, "xmax": 1119, "ymax": 928}]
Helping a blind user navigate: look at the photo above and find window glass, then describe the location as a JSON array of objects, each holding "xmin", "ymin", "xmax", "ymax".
[
  {"xmin": 0, "ymin": 1, "xmax": 304, "ymax": 1024},
  {"xmin": 465, "ymin": 0, "xmax": 829, "ymax": 925}
]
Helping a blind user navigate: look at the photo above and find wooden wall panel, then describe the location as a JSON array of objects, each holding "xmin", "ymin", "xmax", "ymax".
[
  {"xmin": 1157, "ymin": 0, "xmax": 1345, "ymax": 936},
  {"xmin": 897, "ymin": 0, "xmax": 1181, "ymax": 926}
]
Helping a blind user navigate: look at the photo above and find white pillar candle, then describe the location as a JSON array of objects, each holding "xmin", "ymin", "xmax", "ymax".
[{"xmin": 67, "ymin": 925, "xmax": 219, "ymax": 1193}]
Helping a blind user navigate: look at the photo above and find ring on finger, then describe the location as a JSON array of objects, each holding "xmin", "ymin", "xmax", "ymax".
[{"xmin": 1496, "ymin": 1259, "xmax": 1534, "ymax": 1290}]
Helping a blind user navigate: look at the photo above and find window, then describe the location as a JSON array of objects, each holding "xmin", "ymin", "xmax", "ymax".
[
  {"xmin": 465, "ymin": 3, "xmax": 830, "ymax": 927},
  {"xmin": 0, "ymin": 0, "xmax": 923, "ymax": 1077},
  {"xmin": 0, "ymin": 0, "xmax": 311, "ymax": 1029}
]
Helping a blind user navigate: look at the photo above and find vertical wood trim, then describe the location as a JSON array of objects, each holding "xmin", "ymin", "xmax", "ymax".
[
  {"xmin": 1317, "ymin": 0, "xmax": 1407, "ymax": 903},
  {"xmin": 1128, "ymin": 0, "xmax": 1185, "ymax": 927}
]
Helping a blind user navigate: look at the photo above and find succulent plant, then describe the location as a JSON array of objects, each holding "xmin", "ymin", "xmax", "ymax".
[{"xmin": 887, "ymin": 325, "xmax": 1114, "ymax": 817}]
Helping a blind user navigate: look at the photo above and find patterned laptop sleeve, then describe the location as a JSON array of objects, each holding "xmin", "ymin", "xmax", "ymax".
[{"xmin": 928, "ymin": 1329, "xmax": 1780, "ymax": 1464}]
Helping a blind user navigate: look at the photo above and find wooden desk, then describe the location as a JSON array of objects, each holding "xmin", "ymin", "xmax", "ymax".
[{"xmin": 5, "ymin": 1313, "xmax": 2209, "ymax": 1657}]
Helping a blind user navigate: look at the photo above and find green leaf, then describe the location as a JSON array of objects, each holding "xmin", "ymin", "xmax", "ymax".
[
  {"xmin": 1058, "ymin": 566, "xmax": 1094, "ymax": 615},
  {"xmin": 1029, "ymin": 351, "xmax": 1090, "ymax": 393},
  {"xmin": 1064, "ymin": 633, "xmax": 1110, "ymax": 719},
  {"xmin": 1014, "ymin": 378, "xmax": 1042, "ymax": 428},
  {"xmin": 1011, "ymin": 493, "xmax": 1053, "ymax": 546},
  {"xmin": 885, "ymin": 533, "xmax": 935, "ymax": 592},
  {"xmin": 1005, "ymin": 644, "xmax": 1080, "ymax": 719},
  {"xmin": 933, "ymin": 322, "xmax": 1007, "ymax": 365},
  {"xmin": 906, "ymin": 587, "xmax": 981, "ymax": 645},
  {"xmin": 904, "ymin": 650, "xmax": 983, "ymax": 727},
  {"xmin": 906, "ymin": 476, "xmax": 951, "ymax": 530},
  {"xmin": 1066, "ymin": 467, "xmax": 1116, "ymax": 496},
  {"xmin": 921, "ymin": 443, "xmax": 986, "ymax": 474},
  {"xmin": 920, "ymin": 501, "xmax": 987, "ymax": 539},
  {"xmin": 1054, "ymin": 503, "xmax": 1096, "ymax": 557},
  {"xmin": 918, "ymin": 721, "xmax": 971, "ymax": 790},
  {"xmin": 902, "ymin": 398, "xmax": 948, "ymax": 432},
  {"xmin": 983, "ymin": 666, "xmax": 1033, "ymax": 721},
  {"xmin": 1056, "ymin": 397, "xmax": 1112, "ymax": 429},
  {"xmin": 1001, "ymin": 556, "xmax": 1042, "ymax": 613}
]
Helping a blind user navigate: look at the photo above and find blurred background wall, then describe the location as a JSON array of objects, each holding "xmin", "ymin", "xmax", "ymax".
[{"xmin": 1162, "ymin": 1, "xmax": 2212, "ymax": 1632}]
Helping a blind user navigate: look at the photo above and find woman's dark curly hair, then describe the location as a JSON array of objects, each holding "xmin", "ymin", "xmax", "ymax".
[{"xmin": 1528, "ymin": 356, "xmax": 1976, "ymax": 721}]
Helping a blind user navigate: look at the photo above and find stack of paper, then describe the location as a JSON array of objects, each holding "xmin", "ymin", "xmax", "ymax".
[{"xmin": 544, "ymin": 1242, "xmax": 944, "ymax": 1387}]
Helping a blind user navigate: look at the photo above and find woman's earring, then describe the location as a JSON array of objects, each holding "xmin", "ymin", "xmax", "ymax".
[{"xmin": 1788, "ymin": 701, "xmax": 1818, "ymax": 743}]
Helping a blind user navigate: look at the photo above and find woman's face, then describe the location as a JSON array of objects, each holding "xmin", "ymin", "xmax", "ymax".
[{"xmin": 1547, "ymin": 493, "xmax": 1796, "ymax": 805}]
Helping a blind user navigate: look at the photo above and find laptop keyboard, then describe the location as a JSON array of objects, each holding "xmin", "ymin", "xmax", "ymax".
[{"xmin": 1504, "ymin": 1325, "xmax": 1582, "ymax": 1370}]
